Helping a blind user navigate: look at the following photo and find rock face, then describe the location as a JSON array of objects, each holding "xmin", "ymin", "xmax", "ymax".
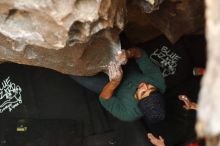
[
  {"xmin": 149, "ymin": 0, "xmax": 205, "ymax": 43},
  {"xmin": 197, "ymin": 0, "xmax": 220, "ymax": 144},
  {"xmin": 125, "ymin": 1, "xmax": 162, "ymax": 44},
  {"xmin": 0, "ymin": 0, "xmax": 205, "ymax": 76},
  {"xmin": 131, "ymin": 0, "xmax": 164, "ymax": 13},
  {"xmin": 0, "ymin": 0, "xmax": 125, "ymax": 75},
  {"xmin": 125, "ymin": 0, "xmax": 204, "ymax": 44}
]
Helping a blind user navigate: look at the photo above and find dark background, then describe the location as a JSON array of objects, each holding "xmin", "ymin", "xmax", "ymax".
[{"xmin": 0, "ymin": 35, "xmax": 206, "ymax": 146}]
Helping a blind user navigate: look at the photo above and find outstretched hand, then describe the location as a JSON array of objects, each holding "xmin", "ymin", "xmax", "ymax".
[
  {"xmin": 147, "ymin": 133, "xmax": 165, "ymax": 146},
  {"xmin": 116, "ymin": 49, "xmax": 128, "ymax": 65},
  {"xmin": 109, "ymin": 47, "xmax": 142, "ymax": 80},
  {"xmin": 178, "ymin": 95, "xmax": 197, "ymax": 110},
  {"xmin": 100, "ymin": 62, "xmax": 122, "ymax": 99},
  {"xmin": 116, "ymin": 48, "xmax": 142, "ymax": 65},
  {"xmin": 126, "ymin": 48, "xmax": 142, "ymax": 59}
]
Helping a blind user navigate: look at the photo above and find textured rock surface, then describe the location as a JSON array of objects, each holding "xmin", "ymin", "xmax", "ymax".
[
  {"xmin": 0, "ymin": 0, "xmax": 205, "ymax": 76},
  {"xmin": 129, "ymin": 0, "xmax": 164, "ymax": 13},
  {"xmin": 197, "ymin": 0, "xmax": 220, "ymax": 143},
  {"xmin": 149, "ymin": 0, "xmax": 205, "ymax": 43},
  {"xmin": 0, "ymin": 0, "xmax": 125, "ymax": 75},
  {"xmin": 124, "ymin": 1, "xmax": 161, "ymax": 44},
  {"xmin": 0, "ymin": 29, "xmax": 122, "ymax": 76},
  {"xmin": 125, "ymin": 0, "xmax": 205, "ymax": 44}
]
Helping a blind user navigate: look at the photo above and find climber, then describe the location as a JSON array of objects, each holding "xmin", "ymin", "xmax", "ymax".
[{"xmin": 71, "ymin": 47, "xmax": 166, "ymax": 123}]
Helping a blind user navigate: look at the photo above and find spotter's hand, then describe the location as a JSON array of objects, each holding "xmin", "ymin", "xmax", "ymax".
[
  {"xmin": 178, "ymin": 95, "xmax": 197, "ymax": 110},
  {"xmin": 147, "ymin": 133, "xmax": 165, "ymax": 146}
]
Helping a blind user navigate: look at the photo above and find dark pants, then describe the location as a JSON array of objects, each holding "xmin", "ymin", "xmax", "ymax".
[
  {"xmin": 70, "ymin": 60, "xmax": 139, "ymax": 94},
  {"xmin": 70, "ymin": 73, "xmax": 109, "ymax": 94}
]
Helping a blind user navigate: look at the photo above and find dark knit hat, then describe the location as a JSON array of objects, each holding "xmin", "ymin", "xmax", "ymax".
[{"xmin": 138, "ymin": 92, "xmax": 165, "ymax": 124}]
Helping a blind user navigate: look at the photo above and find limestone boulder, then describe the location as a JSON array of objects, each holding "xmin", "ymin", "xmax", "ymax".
[
  {"xmin": 0, "ymin": 0, "xmax": 125, "ymax": 75},
  {"xmin": 149, "ymin": 0, "xmax": 205, "ymax": 43}
]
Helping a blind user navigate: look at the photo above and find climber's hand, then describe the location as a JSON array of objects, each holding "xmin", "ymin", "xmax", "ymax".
[
  {"xmin": 108, "ymin": 62, "xmax": 123, "ymax": 82},
  {"xmin": 116, "ymin": 49, "xmax": 128, "ymax": 65}
]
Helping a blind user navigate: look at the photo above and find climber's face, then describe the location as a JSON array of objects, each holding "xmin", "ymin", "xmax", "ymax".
[{"xmin": 135, "ymin": 82, "xmax": 156, "ymax": 100}]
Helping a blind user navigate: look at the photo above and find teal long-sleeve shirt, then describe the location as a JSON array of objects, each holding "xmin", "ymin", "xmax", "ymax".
[{"xmin": 99, "ymin": 50, "xmax": 166, "ymax": 121}]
